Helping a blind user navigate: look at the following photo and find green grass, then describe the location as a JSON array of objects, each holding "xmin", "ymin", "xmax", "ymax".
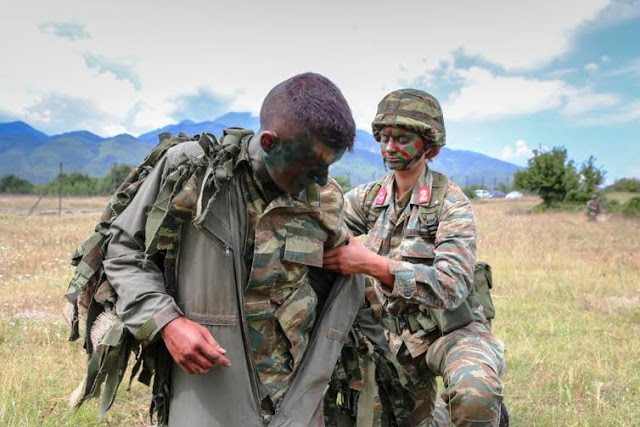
[{"xmin": 1, "ymin": 196, "xmax": 639, "ymax": 425}]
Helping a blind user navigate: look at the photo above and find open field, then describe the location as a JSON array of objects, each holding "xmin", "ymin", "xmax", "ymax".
[{"xmin": 1, "ymin": 195, "xmax": 639, "ymax": 426}]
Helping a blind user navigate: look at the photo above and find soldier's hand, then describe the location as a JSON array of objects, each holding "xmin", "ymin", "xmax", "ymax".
[
  {"xmin": 160, "ymin": 316, "xmax": 231, "ymax": 375},
  {"xmin": 323, "ymin": 237, "xmax": 373, "ymax": 274},
  {"xmin": 324, "ymin": 237, "xmax": 396, "ymax": 286}
]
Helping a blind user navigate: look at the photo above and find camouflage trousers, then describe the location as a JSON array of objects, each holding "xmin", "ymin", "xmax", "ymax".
[{"xmin": 400, "ymin": 321, "xmax": 506, "ymax": 427}]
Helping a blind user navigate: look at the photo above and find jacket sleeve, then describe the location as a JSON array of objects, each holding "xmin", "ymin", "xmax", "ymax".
[
  {"xmin": 103, "ymin": 144, "xmax": 201, "ymax": 343},
  {"xmin": 385, "ymin": 181, "xmax": 477, "ymax": 310}
]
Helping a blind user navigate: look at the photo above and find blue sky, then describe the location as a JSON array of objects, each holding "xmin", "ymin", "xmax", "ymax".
[{"xmin": 1, "ymin": 0, "xmax": 638, "ymax": 181}]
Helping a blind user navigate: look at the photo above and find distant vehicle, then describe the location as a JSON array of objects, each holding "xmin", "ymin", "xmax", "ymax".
[
  {"xmin": 489, "ymin": 191, "xmax": 505, "ymax": 198},
  {"xmin": 474, "ymin": 189, "xmax": 491, "ymax": 198},
  {"xmin": 505, "ymin": 191, "xmax": 523, "ymax": 199}
]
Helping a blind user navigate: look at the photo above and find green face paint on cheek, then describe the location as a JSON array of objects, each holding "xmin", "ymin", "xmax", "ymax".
[{"xmin": 382, "ymin": 131, "xmax": 423, "ymax": 169}]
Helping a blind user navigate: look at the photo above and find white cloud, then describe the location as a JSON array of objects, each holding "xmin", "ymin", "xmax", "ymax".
[
  {"xmin": 600, "ymin": 55, "xmax": 610, "ymax": 63},
  {"xmin": 501, "ymin": 139, "xmax": 535, "ymax": 164},
  {"xmin": 444, "ymin": 67, "xmax": 570, "ymax": 121},
  {"xmin": 585, "ymin": 62, "xmax": 599, "ymax": 72},
  {"xmin": 573, "ymin": 99, "xmax": 640, "ymax": 125},
  {"xmin": 0, "ymin": 0, "xmax": 615, "ymax": 135},
  {"xmin": 444, "ymin": 66, "xmax": 622, "ymax": 121},
  {"xmin": 562, "ymin": 90, "xmax": 619, "ymax": 115}
]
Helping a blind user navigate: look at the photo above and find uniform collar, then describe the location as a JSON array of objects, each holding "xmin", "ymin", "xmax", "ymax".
[
  {"xmin": 371, "ymin": 166, "xmax": 433, "ymax": 209},
  {"xmin": 371, "ymin": 173, "xmax": 395, "ymax": 209},
  {"xmin": 409, "ymin": 167, "xmax": 433, "ymax": 207}
]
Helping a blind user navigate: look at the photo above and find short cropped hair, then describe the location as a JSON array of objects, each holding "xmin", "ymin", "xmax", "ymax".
[{"xmin": 260, "ymin": 72, "xmax": 355, "ymax": 151}]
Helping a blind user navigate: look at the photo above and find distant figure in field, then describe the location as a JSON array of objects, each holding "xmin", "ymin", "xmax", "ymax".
[{"xmin": 587, "ymin": 195, "xmax": 602, "ymax": 221}]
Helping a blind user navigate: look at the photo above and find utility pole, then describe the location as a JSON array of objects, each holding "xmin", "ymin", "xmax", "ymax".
[
  {"xmin": 346, "ymin": 171, "xmax": 352, "ymax": 188},
  {"xmin": 58, "ymin": 162, "xmax": 63, "ymax": 216}
]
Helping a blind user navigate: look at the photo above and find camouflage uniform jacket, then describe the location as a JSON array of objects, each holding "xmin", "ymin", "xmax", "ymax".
[
  {"xmin": 343, "ymin": 167, "xmax": 477, "ymax": 358},
  {"xmin": 104, "ymin": 138, "xmax": 363, "ymax": 426}
]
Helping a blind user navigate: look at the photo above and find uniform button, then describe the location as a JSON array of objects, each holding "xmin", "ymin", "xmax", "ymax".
[{"xmin": 403, "ymin": 289, "xmax": 412, "ymax": 297}]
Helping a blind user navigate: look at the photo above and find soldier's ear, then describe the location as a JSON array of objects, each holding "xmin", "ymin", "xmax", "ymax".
[{"xmin": 260, "ymin": 131, "xmax": 278, "ymax": 153}]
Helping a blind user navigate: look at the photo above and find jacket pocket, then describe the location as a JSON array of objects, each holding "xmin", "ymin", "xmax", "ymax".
[
  {"xmin": 399, "ymin": 236, "xmax": 435, "ymax": 264},
  {"xmin": 282, "ymin": 236, "xmax": 323, "ymax": 268}
]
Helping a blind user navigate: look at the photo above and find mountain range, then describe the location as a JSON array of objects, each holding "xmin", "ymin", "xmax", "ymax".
[{"xmin": 0, "ymin": 113, "xmax": 520, "ymax": 187}]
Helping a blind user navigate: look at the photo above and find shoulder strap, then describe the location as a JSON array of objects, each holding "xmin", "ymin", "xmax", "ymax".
[
  {"xmin": 362, "ymin": 181, "xmax": 384, "ymax": 227},
  {"xmin": 418, "ymin": 170, "xmax": 448, "ymax": 241}
]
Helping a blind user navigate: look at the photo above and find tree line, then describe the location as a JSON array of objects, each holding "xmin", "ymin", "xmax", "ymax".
[{"xmin": 0, "ymin": 164, "xmax": 134, "ymax": 196}]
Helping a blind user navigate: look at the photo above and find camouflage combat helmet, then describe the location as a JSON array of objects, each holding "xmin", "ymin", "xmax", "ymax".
[{"xmin": 371, "ymin": 88, "xmax": 446, "ymax": 147}]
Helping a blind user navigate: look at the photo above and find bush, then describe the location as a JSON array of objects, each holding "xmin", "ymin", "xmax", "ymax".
[
  {"xmin": 606, "ymin": 178, "xmax": 640, "ymax": 193},
  {"xmin": 0, "ymin": 174, "xmax": 34, "ymax": 194},
  {"xmin": 513, "ymin": 147, "xmax": 605, "ymax": 208},
  {"xmin": 622, "ymin": 197, "xmax": 640, "ymax": 218}
]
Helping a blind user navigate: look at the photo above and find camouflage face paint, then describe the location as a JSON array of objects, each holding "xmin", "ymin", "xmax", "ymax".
[
  {"xmin": 378, "ymin": 126, "xmax": 425, "ymax": 170},
  {"xmin": 263, "ymin": 135, "xmax": 345, "ymax": 194}
]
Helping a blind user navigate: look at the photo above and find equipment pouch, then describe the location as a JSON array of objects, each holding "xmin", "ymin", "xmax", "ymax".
[{"xmin": 473, "ymin": 262, "xmax": 496, "ymax": 320}]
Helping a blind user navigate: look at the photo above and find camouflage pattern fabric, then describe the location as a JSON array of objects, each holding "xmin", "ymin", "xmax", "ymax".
[
  {"xmin": 419, "ymin": 321, "xmax": 505, "ymax": 426},
  {"xmin": 238, "ymin": 146, "xmax": 350, "ymax": 410},
  {"xmin": 345, "ymin": 168, "xmax": 478, "ymax": 356},
  {"xmin": 372, "ymin": 89, "xmax": 446, "ymax": 147},
  {"xmin": 336, "ymin": 166, "xmax": 505, "ymax": 426}
]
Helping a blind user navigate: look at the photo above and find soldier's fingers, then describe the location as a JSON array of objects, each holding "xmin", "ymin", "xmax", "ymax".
[
  {"xmin": 199, "ymin": 326, "xmax": 227, "ymax": 354},
  {"xmin": 185, "ymin": 351, "xmax": 214, "ymax": 373},
  {"xmin": 323, "ymin": 257, "xmax": 341, "ymax": 270},
  {"xmin": 203, "ymin": 346, "xmax": 231, "ymax": 367}
]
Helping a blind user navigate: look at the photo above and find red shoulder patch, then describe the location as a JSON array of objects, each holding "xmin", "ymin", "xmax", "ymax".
[
  {"xmin": 417, "ymin": 185, "xmax": 431, "ymax": 204},
  {"xmin": 375, "ymin": 187, "xmax": 387, "ymax": 205}
]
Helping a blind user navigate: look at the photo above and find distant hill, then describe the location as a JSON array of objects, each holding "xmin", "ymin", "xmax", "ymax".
[
  {"xmin": 138, "ymin": 113, "xmax": 261, "ymax": 143},
  {"xmin": 0, "ymin": 115, "xmax": 520, "ymax": 186}
]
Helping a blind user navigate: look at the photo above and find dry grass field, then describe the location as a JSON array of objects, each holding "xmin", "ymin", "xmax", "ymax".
[{"xmin": 1, "ymin": 194, "xmax": 639, "ymax": 426}]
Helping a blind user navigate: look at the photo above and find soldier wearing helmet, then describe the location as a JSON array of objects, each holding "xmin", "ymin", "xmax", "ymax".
[{"xmin": 323, "ymin": 89, "xmax": 507, "ymax": 426}]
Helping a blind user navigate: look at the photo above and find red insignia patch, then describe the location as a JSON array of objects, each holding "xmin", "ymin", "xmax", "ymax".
[
  {"xmin": 375, "ymin": 187, "xmax": 387, "ymax": 205},
  {"xmin": 417, "ymin": 185, "xmax": 431, "ymax": 204}
]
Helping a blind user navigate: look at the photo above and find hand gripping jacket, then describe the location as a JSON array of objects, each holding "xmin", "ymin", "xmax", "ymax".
[{"xmin": 63, "ymin": 128, "xmax": 254, "ymax": 422}]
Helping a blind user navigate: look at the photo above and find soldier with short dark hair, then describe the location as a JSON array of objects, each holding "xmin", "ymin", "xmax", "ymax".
[
  {"xmin": 102, "ymin": 72, "xmax": 365, "ymax": 426},
  {"xmin": 323, "ymin": 89, "xmax": 507, "ymax": 426}
]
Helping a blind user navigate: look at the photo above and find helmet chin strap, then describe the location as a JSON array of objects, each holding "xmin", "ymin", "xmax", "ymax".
[{"xmin": 401, "ymin": 143, "xmax": 428, "ymax": 171}]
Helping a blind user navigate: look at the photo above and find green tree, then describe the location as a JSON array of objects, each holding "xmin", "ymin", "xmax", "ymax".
[
  {"xmin": 37, "ymin": 172, "xmax": 101, "ymax": 196},
  {"xmin": 0, "ymin": 174, "xmax": 34, "ymax": 194},
  {"xmin": 580, "ymin": 156, "xmax": 605, "ymax": 195},
  {"xmin": 98, "ymin": 163, "xmax": 134, "ymax": 195},
  {"xmin": 513, "ymin": 147, "xmax": 580, "ymax": 207},
  {"xmin": 606, "ymin": 178, "xmax": 640, "ymax": 193},
  {"xmin": 333, "ymin": 175, "xmax": 352, "ymax": 193}
]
